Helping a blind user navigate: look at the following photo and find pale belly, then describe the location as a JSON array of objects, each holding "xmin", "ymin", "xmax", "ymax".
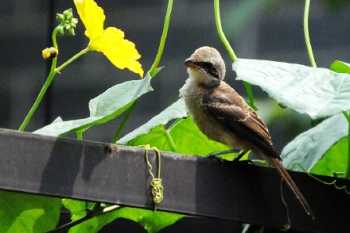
[{"xmin": 183, "ymin": 94, "xmax": 244, "ymax": 149}]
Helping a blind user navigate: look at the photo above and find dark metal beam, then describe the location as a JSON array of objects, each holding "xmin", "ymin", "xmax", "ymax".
[{"xmin": 0, "ymin": 128, "xmax": 348, "ymax": 233}]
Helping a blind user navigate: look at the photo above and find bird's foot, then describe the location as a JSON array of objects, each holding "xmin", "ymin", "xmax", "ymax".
[
  {"xmin": 232, "ymin": 150, "xmax": 249, "ymax": 163},
  {"xmin": 207, "ymin": 149, "xmax": 251, "ymax": 164},
  {"xmin": 207, "ymin": 149, "xmax": 240, "ymax": 158},
  {"xmin": 207, "ymin": 149, "xmax": 239, "ymax": 162}
]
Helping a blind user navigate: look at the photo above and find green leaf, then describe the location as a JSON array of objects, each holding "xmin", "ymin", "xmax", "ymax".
[
  {"xmin": 127, "ymin": 118, "xmax": 230, "ymax": 156},
  {"xmin": 69, "ymin": 207, "xmax": 182, "ymax": 233},
  {"xmin": 233, "ymin": 59, "xmax": 350, "ymax": 119},
  {"xmin": 168, "ymin": 117, "xmax": 230, "ymax": 156},
  {"xmin": 62, "ymin": 199, "xmax": 96, "ymax": 221},
  {"xmin": 118, "ymin": 98, "xmax": 187, "ymax": 145},
  {"xmin": 311, "ymin": 137, "xmax": 348, "ymax": 177},
  {"xmin": 120, "ymin": 98, "xmax": 231, "ymax": 157},
  {"xmin": 330, "ymin": 60, "xmax": 350, "ymax": 74},
  {"xmin": 34, "ymin": 73, "xmax": 154, "ymax": 136},
  {"xmin": 0, "ymin": 191, "xmax": 61, "ymax": 233},
  {"xmin": 281, "ymin": 114, "xmax": 348, "ymax": 172},
  {"xmin": 127, "ymin": 125, "xmax": 174, "ymax": 151}
]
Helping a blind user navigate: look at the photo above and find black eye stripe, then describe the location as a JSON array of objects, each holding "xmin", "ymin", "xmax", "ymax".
[
  {"xmin": 196, "ymin": 62, "xmax": 213, "ymax": 70},
  {"xmin": 208, "ymin": 69, "xmax": 219, "ymax": 78},
  {"xmin": 195, "ymin": 62, "xmax": 219, "ymax": 78}
]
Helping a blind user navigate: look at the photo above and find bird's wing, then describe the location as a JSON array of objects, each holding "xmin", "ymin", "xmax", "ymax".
[{"xmin": 202, "ymin": 88, "xmax": 278, "ymax": 158}]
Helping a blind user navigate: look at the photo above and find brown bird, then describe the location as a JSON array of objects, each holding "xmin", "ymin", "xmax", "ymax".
[{"xmin": 180, "ymin": 46, "xmax": 314, "ymax": 218}]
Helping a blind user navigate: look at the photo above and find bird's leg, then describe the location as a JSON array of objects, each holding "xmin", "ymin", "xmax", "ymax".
[
  {"xmin": 208, "ymin": 149, "xmax": 252, "ymax": 164},
  {"xmin": 232, "ymin": 150, "xmax": 249, "ymax": 162},
  {"xmin": 207, "ymin": 149, "xmax": 240, "ymax": 159}
]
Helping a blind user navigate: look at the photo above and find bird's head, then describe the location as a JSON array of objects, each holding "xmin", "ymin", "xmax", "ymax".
[{"xmin": 184, "ymin": 46, "xmax": 226, "ymax": 87}]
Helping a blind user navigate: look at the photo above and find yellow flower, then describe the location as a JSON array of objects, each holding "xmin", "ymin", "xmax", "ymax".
[{"xmin": 73, "ymin": 0, "xmax": 144, "ymax": 77}]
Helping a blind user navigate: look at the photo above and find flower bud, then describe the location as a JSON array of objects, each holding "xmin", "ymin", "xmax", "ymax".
[
  {"xmin": 56, "ymin": 8, "xmax": 78, "ymax": 36},
  {"xmin": 42, "ymin": 47, "xmax": 58, "ymax": 60}
]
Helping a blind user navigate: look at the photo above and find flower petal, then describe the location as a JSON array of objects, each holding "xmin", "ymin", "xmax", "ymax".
[
  {"xmin": 93, "ymin": 27, "xmax": 144, "ymax": 77},
  {"xmin": 73, "ymin": 0, "xmax": 105, "ymax": 40}
]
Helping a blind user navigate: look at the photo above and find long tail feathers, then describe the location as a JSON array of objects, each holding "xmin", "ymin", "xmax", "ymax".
[{"xmin": 268, "ymin": 157, "xmax": 315, "ymax": 220}]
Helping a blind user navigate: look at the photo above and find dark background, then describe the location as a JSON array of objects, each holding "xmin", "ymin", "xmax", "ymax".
[{"xmin": 0, "ymin": 0, "xmax": 349, "ymax": 150}]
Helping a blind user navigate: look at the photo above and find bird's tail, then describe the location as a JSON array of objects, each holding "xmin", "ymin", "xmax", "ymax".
[{"xmin": 265, "ymin": 156, "xmax": 315, "ymax": 220}]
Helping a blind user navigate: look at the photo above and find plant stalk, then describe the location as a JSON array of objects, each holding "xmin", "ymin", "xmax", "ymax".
[
  {"xmin": 213, "ymin": 0, "xmax": 257, "ymax": 110},
  {"xmin": 304, "ymin": 0, "xmax": 317, "ymax": 67},
  {"xmin": 214, "ymin": 0, "xmax": 237, "ymax": 61},
  {"xmin": 18, "ymin": 28, "xmax": 59, "ymax": 131},
  {"xmin": 18, "ymin": 42, "xmax": 89, "ymax": 131},
  {"xmin": 112, "ymin": 102, "xmax": 137, "ymax": 142},
  {"xmin": 76, "ymin": 131, "xmax": 84, "ymax": 141},
  {"xmin": 164, "ymin": 129, "xmax": 176, "ymax": 151},
  {"xmin": 112, "ymin": 0, "xmax": 174, "ymax": 142},
  {"xmin": 18, "ymin": 70, "xmax": 56, "ymax": 131},
  {"xmin": 55, "ymin": 47, "xmax": 90, "ymax": 73},
  {"xmin": 149, "ymin": 0, "xmax": 174, "ymax": 77},
  {"xmin": 47, "ymin": 204, "xmax": 119, "ymax": 233}
]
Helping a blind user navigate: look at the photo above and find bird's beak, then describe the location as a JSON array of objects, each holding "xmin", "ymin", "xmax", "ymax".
[{"xmin": 184, "ymin": 59, "xmax": 198, "ymax": 69}]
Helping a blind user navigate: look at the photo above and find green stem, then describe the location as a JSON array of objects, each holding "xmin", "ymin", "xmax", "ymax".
[
  {"xmin": 18, "ymin": 45, "xmax": 90, "ymax": 131},
  {"xmin": 164, "ymin": 129, "xmax": 176, "ymax": 151},
  {"xmin": 18, "ymin": 70, "xmax": 56, "ymax": 131},
  {"xmin": 113, "ymin": 102, "xmax": 137, "ymax": 142},
  {"xmin": 343, "ymin": 111, "xmax": 350, "ymax": 179},
  {"xmin": 112, "ymin": 0, "xmax": 174, "ymax": 142},
  {"xmin": 47, "ymin": 204, "xmax": 118, "ymax": 233},
  {"xmin": 18, "ymin": 28, "xmax": 59, "ymax": 131},
  {"xmin": 304, "ymin": 0, "xmax": 321, "ymax": 126},
  {"xmin": 149, "ymin": 0, "xmax": 173, "ymax": 77},
  {"xmin": 55, "ymin": 47, "xmax": 90, "ymax": 73},
  {"xmin": 76, "ymin": 131, "xmax": 84, "ymax": 141},
  {"xmin": 213, "ymin": 0, "xmax": 257, "ymax": 110},
  {"xmin": 52, "ymin": 27, "xmax": 59, "ymax": 49},
  {"xmin": 243, "ymin": 82, "xmax": 256, "ymax": 110},
  {"xmin": 19, "ymin": 46, "xmax": 89, "ymax": 132},
  {"xmin": 214, "ymin": 0, "xmax": 237, "ymax": 61},
  {"xmin": 304, "ymin": 0, "xmax": 317, "ymax": 67}
]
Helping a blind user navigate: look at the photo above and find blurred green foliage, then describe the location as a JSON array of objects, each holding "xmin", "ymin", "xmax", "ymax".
[{"xmin": 323, "ymin": 0, "xmax": 350, "ymax": 10}]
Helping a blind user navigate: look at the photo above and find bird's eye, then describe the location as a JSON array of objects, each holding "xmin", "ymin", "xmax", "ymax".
[{"xmin": 197, "ymin": 62, "xmax": 219, "ymax": 78}]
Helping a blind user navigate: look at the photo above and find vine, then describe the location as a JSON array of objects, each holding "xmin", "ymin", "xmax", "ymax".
[{"xmin": 213, "ymin": 0, "xmax": 257, "ymax": 110}]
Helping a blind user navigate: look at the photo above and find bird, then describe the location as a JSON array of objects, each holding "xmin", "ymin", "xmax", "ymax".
[{"xmin": 180, "ymin": 46, "xmax": 314, "ymax": 219}]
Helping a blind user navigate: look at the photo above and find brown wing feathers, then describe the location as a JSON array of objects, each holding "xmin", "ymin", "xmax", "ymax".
[
  {"xmin": 202, "ymin": 83, "xmax": 314, "ymax": 218},
  {"xmin": 202, "ymin": 87, "xmax": 279, "ymax": 158}
]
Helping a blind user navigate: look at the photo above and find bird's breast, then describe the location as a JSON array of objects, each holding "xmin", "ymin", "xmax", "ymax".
[{"xmin": 180, "ymin": 81, "xmax": 244, "ymax": 149}]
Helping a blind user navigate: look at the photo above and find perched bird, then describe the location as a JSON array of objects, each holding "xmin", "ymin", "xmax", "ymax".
[{"xmin": 180, "ymin": 46, "xmax": 314, "ymax": 218}]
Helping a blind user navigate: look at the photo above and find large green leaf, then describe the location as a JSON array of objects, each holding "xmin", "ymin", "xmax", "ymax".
[
  {"xmin": 168, "ymin": 117, "xmax": 230, "ymax": 156},
  {"xmin": 126, "ymin": 118, "xmax": 230, "ymax": 156},
  {"xmin": 311, "ymin": 137, "xmax": 348, "ymax": 177},
  {"xmin": 233, "ymin": 59, "xmax": 350, "ymax": 119},
  {"xmin": 120, "ymin": 98, "xmax": 231, "ymax": 156},
  {"xmin": 69, "ymin": 207, "xmax": 182, "ymax": 233},
  {"xmin": 34, "ymin": 73, "xmax": 154, "ymax": 137},
  {"xmin": 118, "ymin": 98, "xmax": 187, "ymax": 145},
  {"xmin": 126, "ymin": 124, "xmax": 174, "ymax": 151},
  {"xmin": 62, "ymin": 199, "xmax": 96, "ymax": 222},
  {"xmin": 0, "ymin": 191, "xmax": 61, "ymax": 233},
  {"xmin": 281, "ymin": 114, "xmax": 348, "ymax": 172},
  {"xmin": 281, "ymin": 56, "xmax": 350, "ymax": 175},
  {"xmin": 330, "ymin": 60, "xmax": 350, "ymax": 74}
]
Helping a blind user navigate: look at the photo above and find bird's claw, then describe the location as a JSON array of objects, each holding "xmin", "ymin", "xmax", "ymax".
[{"xmin": 207, "ymin": 154, "xmax": 225, "ymax": 163}]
